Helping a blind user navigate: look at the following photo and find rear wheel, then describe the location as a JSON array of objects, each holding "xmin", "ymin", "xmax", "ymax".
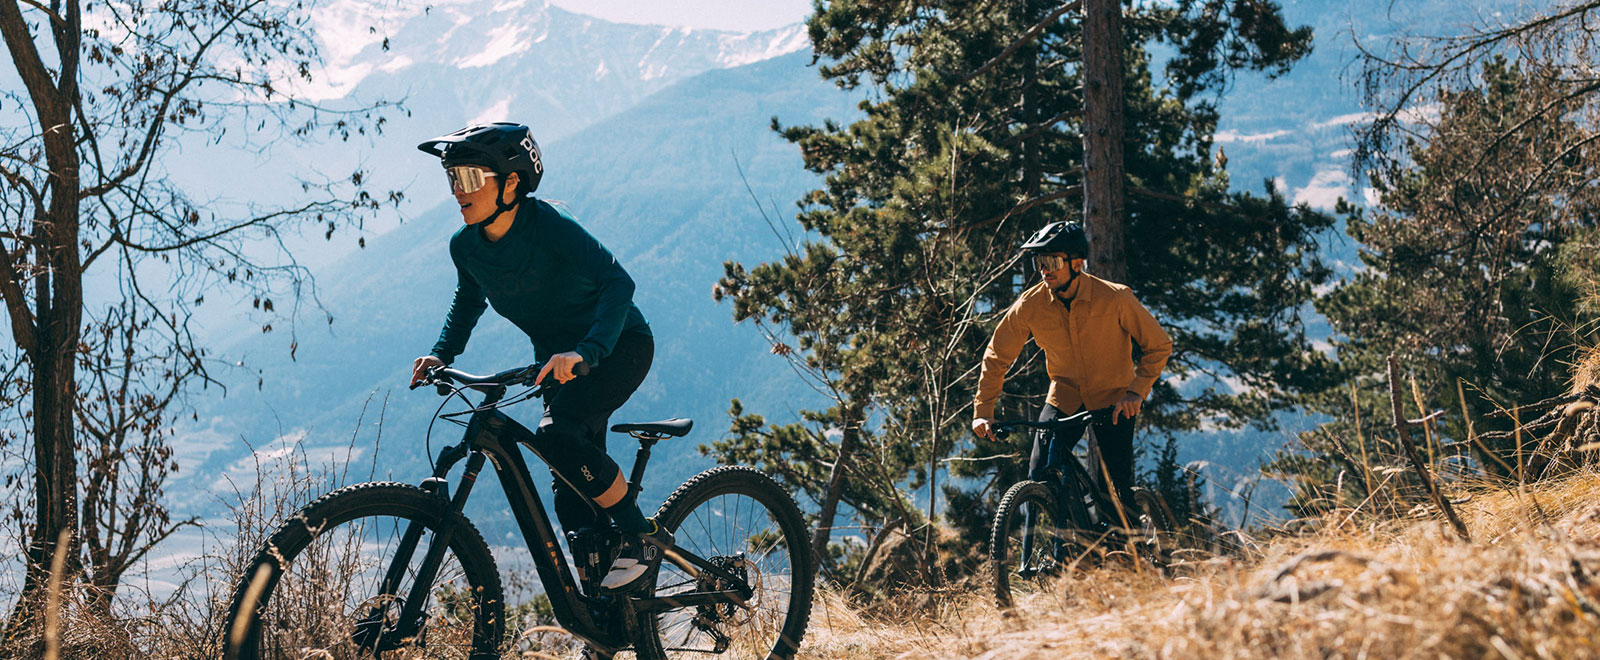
[
  {"xmin": 634, "ymin": 466, "xmax": 814, "ymax": 660},
  {"xmin": 222, "ymin": 482, "xmax": 504, "ymax": 660},
  {"xmin": 990, "ymin": 480, "xmax": 1084, "ymax": 611},
  {"xmin": 1131, "ymin": 487, "xmax": 1178, "ymax": 563},
  {"xmin": 1132, "ymin": 487, "xmax": 1175, "ymax": 534}
]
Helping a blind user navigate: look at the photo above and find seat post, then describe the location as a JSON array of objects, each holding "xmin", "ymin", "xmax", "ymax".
[{"xmin": 628, "ymin": 434, "xmax": 661, "ymax": 490}]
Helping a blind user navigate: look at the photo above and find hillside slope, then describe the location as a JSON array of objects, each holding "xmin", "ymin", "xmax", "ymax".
[
  {"xmin": 802, "ymin": 471, "xmax": 1600, "ymax": 659},
  {"xmin": 171, "ymin": 50, "xmax": 859, "ymax": 532}
]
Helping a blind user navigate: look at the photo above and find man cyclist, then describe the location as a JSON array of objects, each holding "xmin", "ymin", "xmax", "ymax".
[
  {"xmin": 972, "ymin": 221, "xmax": 1172, "ymax": 518},
  {"xmin": 409, "ymin": 122, "xmax": 667, "ymax": 593}
]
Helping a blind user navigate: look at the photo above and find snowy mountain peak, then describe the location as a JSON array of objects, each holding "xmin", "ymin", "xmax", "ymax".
[{"xmin": 301, "ymin": 0, "xmax": 809, "ymax": 104}]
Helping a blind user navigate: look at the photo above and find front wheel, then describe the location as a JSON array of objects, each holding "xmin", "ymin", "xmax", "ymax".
[
  {"xmin": 634, "ymin": 466, "xmax": 814, "ymax": 660},
  {"xmin": 989, "ymin": 480, "xmax": 1082, "ymax": 611},
  {"xmin": 222, "ymin": 482, "xmax": 505, "ymax": 660}
]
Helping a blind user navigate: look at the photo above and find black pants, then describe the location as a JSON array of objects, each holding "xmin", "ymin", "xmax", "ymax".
[
  {"xmin": 526, "ymin": 331, "xmax": 653, "ymax": 533},
  {"xmin": 1028, "ymin": 403, "xmax": 1137, "ymax": 516}
]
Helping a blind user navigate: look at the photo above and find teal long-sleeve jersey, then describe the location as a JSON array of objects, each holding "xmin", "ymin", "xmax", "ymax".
[{"xmin": 429, "ymin": 198, "xmax": 651, "ymax": 367}]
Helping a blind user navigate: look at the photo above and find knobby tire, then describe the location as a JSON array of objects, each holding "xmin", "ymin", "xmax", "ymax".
[
  {"xmin": 222, "ymin": 482, "xmax": 505, "ymax": 660},
  {"xmin": 989, "ymin": 480, "xmax": 1075, "ymax": 611},
  {"xmin": 634, "ymin": 466, "xmax": 814, "ymax": 660}
]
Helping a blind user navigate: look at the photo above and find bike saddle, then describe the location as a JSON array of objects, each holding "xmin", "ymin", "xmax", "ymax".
[{"xmin": 611, "ymin": 418, "xmax": 693, "ymax": 437}]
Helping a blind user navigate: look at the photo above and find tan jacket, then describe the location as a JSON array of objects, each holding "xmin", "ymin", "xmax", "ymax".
[{"xmin": 974, "ymin": 274, "xmax": 1172, "ymax": 419}]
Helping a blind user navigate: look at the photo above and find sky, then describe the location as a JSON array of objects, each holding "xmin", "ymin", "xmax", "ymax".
[{"xmin": 548, "ymin": 0, "xmax": 813, "ymax": 32}]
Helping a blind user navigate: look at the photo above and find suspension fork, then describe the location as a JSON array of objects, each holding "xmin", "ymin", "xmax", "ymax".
[
  {"xmin": 1019, "ymin": 427, "xmax": 1055, "ymax": 568},
  {"xmin": 1020, "ymin": 499, "xmax": 1038, "ymax": 568},
  {"xmin": 364, "ymin": 450, "xmax": 487, "ymax": 646}
]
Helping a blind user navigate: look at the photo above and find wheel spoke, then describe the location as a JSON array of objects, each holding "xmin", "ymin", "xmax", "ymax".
[
  {"xmin": 226, "ymin": 484, "xmax": 502, "ymax": 660},
  {"xmin": 639, "ymin": 467, "xmax": 812, "ymax": 659}
]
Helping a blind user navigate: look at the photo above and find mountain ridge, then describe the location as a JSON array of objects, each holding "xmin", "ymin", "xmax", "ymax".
[
  {"xmin": 171, "ymin": 50, "xmax": 862, "ymax": 545},
  {"xmin": 165, "ymin": 0, "xmax": 1529, "ymax": 534}
]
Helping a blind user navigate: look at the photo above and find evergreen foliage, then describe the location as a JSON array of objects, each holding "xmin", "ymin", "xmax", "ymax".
[
  {"xmin": 711, "ymin": 0, "xmax": 1334, "ymax": 568},
  {"xmin": 1278, "ymin": 58, "xmax": 1600, "ymax": 514},
  {"xmin": 1150, "ymin": 435, "xmax": 1196, "ymax": 528}
]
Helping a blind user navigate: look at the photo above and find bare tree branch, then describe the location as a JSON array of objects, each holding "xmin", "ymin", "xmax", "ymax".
[
  {"xmin": 0, "ymin": 0, "xmax": 65, "ymax": 123},
  {"xmin": 12, "ymin": 0, "xmax": 65, "ymax": 27},
  {"xmin": 0, "ymin": 230, "xmax": 36, "ymax": 355}
]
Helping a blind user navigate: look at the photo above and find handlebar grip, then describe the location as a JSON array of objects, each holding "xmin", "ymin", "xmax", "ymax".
[
  {"xmin": 410, "ymin": 364, "xmax": 445, "ymax": 390},
  {"xmin": 408, "ymin": 360, "xmax": 587, "ymax": 393},
  {"xmin": 524, "ymin": 359, "xmax": 588, "ymax": 385}
]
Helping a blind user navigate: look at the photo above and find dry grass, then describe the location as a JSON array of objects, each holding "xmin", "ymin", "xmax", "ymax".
[
  {"xmin": 1571, "ymin": 347, "xmax": 1600, "ymax": 395},
  {"xmin": 4, "ymin": 473, "xmax": 1595, "ymax": 660},
  {"xmin": 801, "ymin": 470, "xmax": 1600, "ymax": 659},
  {"xmin": 9, "ymin": 402, "xmax": 1599, "ymax": 659}
]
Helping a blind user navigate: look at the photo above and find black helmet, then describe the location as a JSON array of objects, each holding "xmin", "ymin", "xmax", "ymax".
[
  {"xmin": 417, "ymin": 122, "xmax": 544, "ymax": 194},
  {"xmin": 1020, "ymin": 221, "xmax": 1088, "ymax": 258}
]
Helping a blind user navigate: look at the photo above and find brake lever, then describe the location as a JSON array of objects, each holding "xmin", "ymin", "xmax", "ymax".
[
  {"xmin": 524, "ymin": 360, "xmax": 591, "ymax": 387},
  {"xmin": 407, "ymin": 366, "xmax": 449, "ymax": 394}
]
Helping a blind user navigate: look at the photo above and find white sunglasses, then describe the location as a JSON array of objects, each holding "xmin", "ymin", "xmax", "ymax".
[
  {"xmin": 446, "ymin": 166, "xmax": 498, "ymax": 194},
  {"xmin": 1033, "ymin": 254, "xmax": 1070, "ymax": 272}
]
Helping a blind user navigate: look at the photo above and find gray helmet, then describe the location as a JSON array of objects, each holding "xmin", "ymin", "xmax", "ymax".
[
  {"xmin": 417, "ymin": 122, "xmax": 544, "ymax": 194},
  {"xmin": 1020, "ymin": 221, "xmax": 1088, "ymax": 258}
]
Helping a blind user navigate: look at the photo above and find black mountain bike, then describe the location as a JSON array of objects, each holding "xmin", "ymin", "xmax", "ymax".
[
  {"xmin": 222, "ymin": 362, "xmax": 814, "ymax": 659},
  {"xmin": 986, "ymin": 407, "xmax": 1174, "ymax": 610}
]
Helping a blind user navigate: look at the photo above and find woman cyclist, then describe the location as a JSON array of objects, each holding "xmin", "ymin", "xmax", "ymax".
[{"xmin": 409, "ymin": 122, "xmax": 667, "ymax": 593}]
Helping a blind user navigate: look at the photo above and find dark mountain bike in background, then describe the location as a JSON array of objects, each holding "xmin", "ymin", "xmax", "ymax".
[
  {"xmin": 222, "ymin": 361, "xmax": 814, "ymax": 659},
  {"xmin": 986, "ymin": 407, "xmax": 1175, "ymax": 610}
]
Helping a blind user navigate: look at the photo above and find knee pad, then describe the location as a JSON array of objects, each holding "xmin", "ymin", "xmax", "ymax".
[{"xmin": 533, "ymin": 414, "xmax": 621, "ymax": 502}]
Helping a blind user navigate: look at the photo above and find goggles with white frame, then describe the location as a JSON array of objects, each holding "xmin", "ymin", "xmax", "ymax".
[
  {"xmin": 1033, "ymin": 254, "xmax": 1071, "ymax": 273},
  {"xmin": 446, "ymin": 166, "xmax": 499, "ymax": 195}
]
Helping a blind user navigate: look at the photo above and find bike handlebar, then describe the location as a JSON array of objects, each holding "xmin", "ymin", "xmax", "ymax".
[
  {"xmin": 409, "ymin": 360, "xmax": 591, "ymax": 393},
  {"xmin": 989, "ymin": 407, "xmax": 1117, "ymax": 439}
]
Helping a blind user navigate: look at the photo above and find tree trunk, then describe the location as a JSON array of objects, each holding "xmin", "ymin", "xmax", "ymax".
[
  {"xmin": 22, "ymin": 332, "xmax": 82, "ymax": 603},
  {"xmin": 1081, "ymin": 0, "xmax": 1128, "ymax": 283},
  {"xmin": 810, "ymin": 404, "xmax": 863, "ymax": 563},
  {"xmin": 12, "ymin": 188, "xmax": 85, "ymax": 624},
  {"xmin": 924, "ymin": 425, "xmax": 938, "ymax": 569},
  {"xmin": 1021, "ymin": 14, "xmax": 1043, "ymax": 230},
  {"xmin": 1, "ymin": 0, "xmax": 86, "ymax": 623}
]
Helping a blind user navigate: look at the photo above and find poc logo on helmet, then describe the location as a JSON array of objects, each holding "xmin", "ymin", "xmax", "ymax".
[{"xmin": 521, "ymin": 132, "xmax": 544, "ymax": 175}]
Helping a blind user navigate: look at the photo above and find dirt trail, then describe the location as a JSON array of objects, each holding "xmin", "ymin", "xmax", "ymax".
[{"xmin": 802, "ymin": 471, "xmax": 1600, "ymax": 659}]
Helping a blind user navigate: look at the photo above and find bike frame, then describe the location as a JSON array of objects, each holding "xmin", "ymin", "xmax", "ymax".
[
  {"xmin": 380, "ymin": 384, "xmax": 756, "ymax": 653},
  {"xmin": 1000, "ymin": 409, "xmax": 1118, "ymax": 567},
  {"xmin": 1033, "ymin": 428, "xmax": 1104, "ymax": 532}
]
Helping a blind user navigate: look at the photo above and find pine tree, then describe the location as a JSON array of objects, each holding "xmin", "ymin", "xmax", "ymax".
[
  {"xmin": 1279, "ymin": 58, "xmax": 1600, "ymax": 510},
  {"xmin": 713, "ymin": 0, "xmax": 1332, "ymax": 566},
  {"xmin": 1150, "ymin": 436, "xmax": 1193, "ymax": 528}
]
